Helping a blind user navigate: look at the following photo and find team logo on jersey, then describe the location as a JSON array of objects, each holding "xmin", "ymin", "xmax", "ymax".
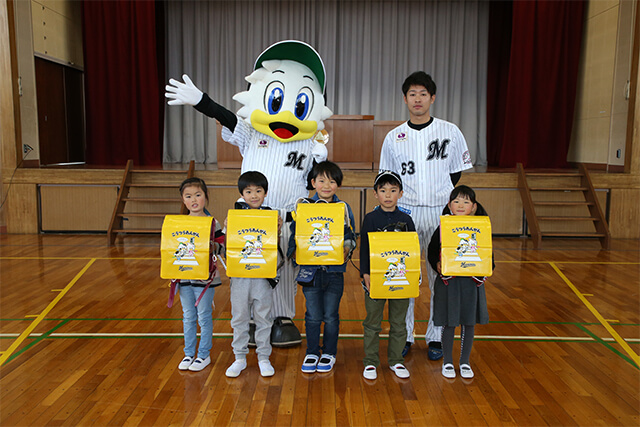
[
  {"xmin": 395, "ymin": 132, "xmax": 407, "ymax": 142},
  {"xmin": 427, "ymin": 139, "xmax": 449, "ymax": 160},
  {"xmin": 258, "ymin": 139, "xmax": 269, "ymax": 148},
  {"xmin": 285, "ymin": 151, "xmax": 307, "ymax": 170},
  {"xmin": 463, "ymin": 150, "xmax": 472, "ymax": 164}
]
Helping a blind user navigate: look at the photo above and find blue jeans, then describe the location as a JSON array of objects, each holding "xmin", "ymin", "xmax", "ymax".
[
  {"xmin": 302, "ymin": 270, "xmax": 344, "ymax": 356},
  {"xmin": 179, "ymin": 285, "xmax": 215, "ymax": 359}
]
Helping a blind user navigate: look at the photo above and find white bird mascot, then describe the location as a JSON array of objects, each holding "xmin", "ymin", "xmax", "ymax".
[{"xmin": 166, "ymin": 40, "xmax": 333, "ymax": 346}]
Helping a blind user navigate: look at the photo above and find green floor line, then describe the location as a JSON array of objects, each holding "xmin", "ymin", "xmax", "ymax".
[
  {"xmin": 576, "ymin": 323, "xmax": 639, "ymax": 370},
  {"xmin": 3, "ymin": 333, "xmax": 638, "ymax": 345},
  {"xmin": 4, "ymin": 319, "xmax": 69, "ymax": 364}
]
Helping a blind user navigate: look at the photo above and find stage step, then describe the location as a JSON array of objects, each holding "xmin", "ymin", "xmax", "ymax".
[
  {"xmin": 516, "ymin": 163, "xmax": 610, "ymax": 249},
  {"xmin": 117, "ymin": 213, "xmax": 173, "ymax": 218},
  {"xmin": 111, "ymin": 228, "xmax": 161, "ymax": 234},
  {"xmin": 123, "ymin": 197, "xmax": 180, "ymax": 202},
  {"xmin": 538, "ymin": 216, "xmax": 599, "ymax": 221},
  {"xmin": 529, "ymin": 186, "xmax": 588, "ymax": 191},
  {"xmin": 108, "ymin": 160, "xmax": 195, "ymax": 244},
  {"xmin": 127, "ymin": 183, "xmax": 179, "ymax": 188},
  {"xmin": 525, "ymin": 172, "xmax": 582, "ymax": 177},
  {"xmin": 541, "ymin": 232, "xmax": 607, "ymax": 238},
  {"xmin": 533, "ymin": 201, "xmax": 594, "ymax": 206}
]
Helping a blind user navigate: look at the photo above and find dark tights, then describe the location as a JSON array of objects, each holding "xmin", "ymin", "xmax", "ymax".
[{"xmin": 441, "ymin": 325, "xmax": 475, "ymax": 365}]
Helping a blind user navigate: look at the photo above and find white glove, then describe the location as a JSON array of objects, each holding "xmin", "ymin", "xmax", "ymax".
[
  {"xmin": 311, "ymin": 142, "xmax": 328, "ymax": 162},
  {"xmin": 165, "ymin": 74, "xmax": 203, "ymax": 106}
]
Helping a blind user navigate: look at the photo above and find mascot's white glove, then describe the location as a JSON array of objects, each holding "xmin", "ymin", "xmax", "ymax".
[
  {"xmin": 311, "ymin": 142, "xmax": 328, "ymax": 163},
  {"xmin": 165, "ymin": 74, "xmax": 203, "ymax": 106}
]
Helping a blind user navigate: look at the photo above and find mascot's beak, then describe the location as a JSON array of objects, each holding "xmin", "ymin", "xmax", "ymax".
[
  {"xmin": 251, "ymin": 109, "xmax": 318, "ymax": 143},
  {"xmin": 269, "ymin": 121, "xmax": 299, "ymax": 140}
]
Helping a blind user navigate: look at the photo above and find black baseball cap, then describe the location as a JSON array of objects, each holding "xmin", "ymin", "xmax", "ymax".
[{"xmin": 374, "ymin": 170, "xmax": 403, "ymax": 191}]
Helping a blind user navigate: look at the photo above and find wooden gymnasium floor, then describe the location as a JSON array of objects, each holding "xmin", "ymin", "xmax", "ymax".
[{"xmin": 0, "ymin": 234, "xmax": 639, "ymax": 427}]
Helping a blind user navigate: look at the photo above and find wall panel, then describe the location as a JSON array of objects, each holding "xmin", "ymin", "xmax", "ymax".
[{"xmin": 40, "ymin": 185, "xmax": 117, "ymax": 231}]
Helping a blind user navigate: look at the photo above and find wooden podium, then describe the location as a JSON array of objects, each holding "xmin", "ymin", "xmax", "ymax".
[{"xmin": 323, "ymin": 115, "xmax": 374, "ymax": 170}]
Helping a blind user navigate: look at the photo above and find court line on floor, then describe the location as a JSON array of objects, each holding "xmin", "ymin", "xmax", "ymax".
[
  {"xmin": 0, "ymin": 259, "xmax": 96, "ymax": 367},
  {"xmin": 550, "ymin": 262, "xmax": 640, "ymax": 367},
  {"xmin": 1, "ymin": 332, "xmax": 638, "ymax": 342}
]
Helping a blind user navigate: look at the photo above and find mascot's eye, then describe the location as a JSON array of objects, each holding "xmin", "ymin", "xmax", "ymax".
[
  {"xmin": 295, "ymin": 88, "xmax": 314, "ymax": 120},
  {"xmin": 265, "ymin": 81, "xmax": 285, "ymax": 115}
]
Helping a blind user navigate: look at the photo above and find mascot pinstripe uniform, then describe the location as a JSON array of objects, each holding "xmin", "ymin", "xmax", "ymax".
[{"xmin": 166, "ymin": 40, "xmax": 332, "ymax": 346}]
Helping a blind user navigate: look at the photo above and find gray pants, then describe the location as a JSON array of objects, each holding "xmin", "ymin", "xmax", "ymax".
[{"xmin": 230, "ymin": 277, "xmax": 273, "ymax": 361}]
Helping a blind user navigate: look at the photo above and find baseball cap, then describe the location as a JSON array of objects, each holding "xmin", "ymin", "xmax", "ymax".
[
  {"xmin": 254, "ymin": 40, "xmax": 327, "ymax": 93},
  {"xmin": 374, "ymin": 170, "xmax": 403, "ymax": 191}
]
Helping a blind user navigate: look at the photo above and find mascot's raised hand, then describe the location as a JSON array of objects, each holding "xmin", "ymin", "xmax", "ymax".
[{"xmin": 166, "ymin": 74, "xmax": 204, "ymax": 106}]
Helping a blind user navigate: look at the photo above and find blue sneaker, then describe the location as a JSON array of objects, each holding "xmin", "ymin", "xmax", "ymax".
[
  {"xmin": 402, "ymin": 341, "xmax": 412, "ymax": 357},
  {"xmin": 428, "ymin": 342, "xmax": 443, "ymax": 361},
  {"xmin": 301, "ymin": 354, "xmax": 319, "ymax": 373},
  {"xmin": 316, "ymin": 354, "xmax": 336, "ymax": 373}
]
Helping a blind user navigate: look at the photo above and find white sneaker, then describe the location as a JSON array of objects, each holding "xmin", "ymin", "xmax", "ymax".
[
  {"xmin": 460, "ymin": 364, "xmax": 474, "ymax": 379},
  {"xmin": 316, "ymin": 354, "xmax": 336, "ymax": 373},
  {"xmin": 389, "ymin": 363, "xmax": 410, "ymax": 378},
  {"xmin": 442, "ymin": 363, "xmax": 456, "ymax": 379},
  {"xmin": 363, "ymin": 365, "xmax": 377, "ymax": 380},
  {"xmin": 258, "ymin": 360, "xmax": 275, "ymax": 377},
  {"xmin": 178, "ymin": 356, "xmax": 194, "ymax": 370},
  {"xmin": 225, "ymin": 359, "xmax": 247, "ymax": 377},
  {"xmin": 301, "ymin": 354, "xmax": 319, "ymax": 373},
  {"xmin": 188, "ymin": 356, "xmax": 211, "ymax": 372}
]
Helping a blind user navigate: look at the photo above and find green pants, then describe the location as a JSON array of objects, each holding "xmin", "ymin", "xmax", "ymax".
[{"xmin": 363, "ymin": 293, "xmax": 409, "ymax": 367}]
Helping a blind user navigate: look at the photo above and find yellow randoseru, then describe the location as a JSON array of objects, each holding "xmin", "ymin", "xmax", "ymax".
[
  {"xmin": 226, "ymin": 209, "xmax": 278, "ymax": 278},
  {"xmin": 294, "ymin": 203, "xmax": 345, "ymax": 265},
  {"xmin": 440, "ymin": 215, "xmax": 493, "ymax": 277},
  {"xmin": 161, "ymin": 215, "xmax": 213, "ymax": 280},
  {"xmin": 368, "ymin": 231, "xmax": 420, "ymax": 299}
]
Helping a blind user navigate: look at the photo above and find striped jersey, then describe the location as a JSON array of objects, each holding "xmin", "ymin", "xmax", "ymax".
[
  {"xmin": 379, "ymin": 118, "xmax": 473, "ymax": 207},
  {"xmin": 222, "ymin": 119, "xmax": 316, "ymax": 211}
]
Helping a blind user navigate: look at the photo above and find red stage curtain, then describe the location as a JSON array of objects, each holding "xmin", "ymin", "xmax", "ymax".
[
  {"xmin": 82, "ymin": 1, "xmax": 164, "ymax": 166},
  {"xmin": 487, "ymin": 0, "xmax": 585, "ymax": 168}
]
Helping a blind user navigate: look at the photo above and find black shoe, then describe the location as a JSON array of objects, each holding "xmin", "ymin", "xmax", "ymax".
[
  {"xmin": 248, "ymin": 320, "xmax": 256, "ymax": 348},
  {"xmin": 270, "ymin": 317, "xmax": 302, "ymax": 347},
  {"xmin": 428, "ymin": 342, "xmax": 443, "ymax": 361},
  {"xmin": 402, "ymin": 341, "xmax": 412, "ymax": 357}
]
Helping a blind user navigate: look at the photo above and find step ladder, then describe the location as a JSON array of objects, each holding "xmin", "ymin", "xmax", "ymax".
[
  {"xmin": 516, "ymin": 163, "xmax": 610, "ymax": 249},
  {"xmin": 107, "ymin": 160, "xmax": 195, "ymax": 244}
]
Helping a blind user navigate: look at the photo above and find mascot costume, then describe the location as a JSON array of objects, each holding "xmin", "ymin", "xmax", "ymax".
[{"xmin": 166, "ymin": 40, "xmax": 332, "ymax": 346}]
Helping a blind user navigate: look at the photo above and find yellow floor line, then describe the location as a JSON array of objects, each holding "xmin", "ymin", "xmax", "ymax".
[
  {"xmin": 550, "ymin": 262, "xmax": 640, "ymax": 366},
  {"xmin": 0, "ymin": 258, "xmax": 96, "ymax": 367}
]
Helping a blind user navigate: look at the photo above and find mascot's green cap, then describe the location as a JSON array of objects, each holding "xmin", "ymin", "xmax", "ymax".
[{"xmin": 254, "ymin": 40, "xmax": 326, "ymax": 92}]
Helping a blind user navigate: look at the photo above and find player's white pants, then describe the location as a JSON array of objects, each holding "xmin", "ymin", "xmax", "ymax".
[
  {"xmin": 270, "ymin": 211, "xmax": 298, "ymax": 319},
  {"xmin": 401, "ymin": 204, "xmax": 444, "ymax": 344}
]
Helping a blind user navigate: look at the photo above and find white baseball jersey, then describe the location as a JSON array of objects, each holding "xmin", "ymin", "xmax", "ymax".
[
  {"xmin": 222, "ymin": 119, "xmax": 315, "ymax": 212},
  {"xmin": 379, "ymin": 118, "xmax": 473, "ymax": 207}
]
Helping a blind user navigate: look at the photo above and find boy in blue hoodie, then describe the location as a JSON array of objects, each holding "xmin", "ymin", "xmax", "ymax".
[{"xmin": 288, "ymin": 161, "xmax": 356, "ymax": 373}]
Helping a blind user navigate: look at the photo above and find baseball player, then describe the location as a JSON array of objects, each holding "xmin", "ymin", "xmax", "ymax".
[
  {"xmin": 379, "ymin": 71, "xmax": 473, "ymax": 360},
  {"xmin": 166, "ymin": 41, "xmax": 332, "ymax": 346}
]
